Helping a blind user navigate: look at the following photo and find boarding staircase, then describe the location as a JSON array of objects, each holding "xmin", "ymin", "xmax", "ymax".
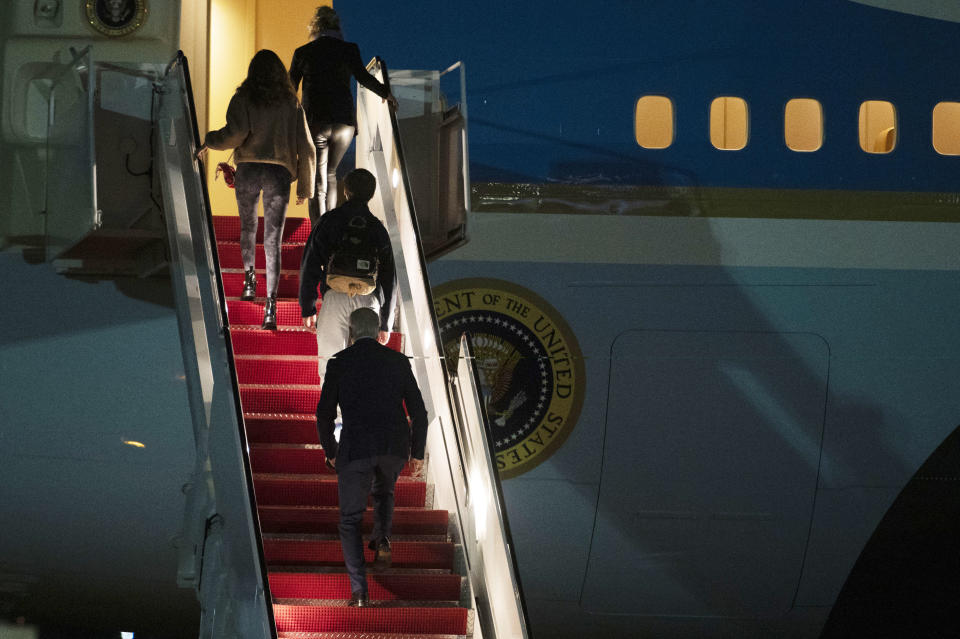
[
  {"xmin": 154, "ymin": 52, "xmax": 528, "ymax": 639},
  {"xmin": 215, "ymin": 214, "xmax": 467, "ymax": 636}
]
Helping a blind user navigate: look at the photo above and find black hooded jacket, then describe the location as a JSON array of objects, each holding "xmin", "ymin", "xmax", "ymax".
[{"xmin": 298, "ymin": 199, "xmax": 397, "ymax": 332}]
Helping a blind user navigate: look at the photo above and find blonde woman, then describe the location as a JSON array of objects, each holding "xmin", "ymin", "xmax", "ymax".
[{"xmin": 290, "ymin": 6, "xmax": 397, "ymax": 224}]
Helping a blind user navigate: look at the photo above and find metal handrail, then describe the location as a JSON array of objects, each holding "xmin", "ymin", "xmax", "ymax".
[
  {"xmin": 156, "ymin": 51, "xmax": 276, "ymax": 639},
  {"xmin": 456, "ymin": 332, "xmax": 532, "ymax": 639},
  {"xmin": 360, "ymin": 56, "xmax": 530, "ymax": 639}
]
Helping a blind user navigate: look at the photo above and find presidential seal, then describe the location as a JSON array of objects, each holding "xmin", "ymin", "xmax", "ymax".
[
  {"xmin": 433, "ymin": 278, "xmax": 585, "ymax": 479},
  {"xmin": 85, "ymin": 0, "xmax": 148, "ymax": 37}
]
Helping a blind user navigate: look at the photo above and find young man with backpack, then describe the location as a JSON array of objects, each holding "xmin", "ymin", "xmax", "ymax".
[{"xmin": 299, "ymin": 168, "xmax": 397, "ymax": 380}]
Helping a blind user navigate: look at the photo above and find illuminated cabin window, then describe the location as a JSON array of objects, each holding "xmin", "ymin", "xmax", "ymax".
[
  {"xmin": 784, "ymin": 98, "xmax": 823, "ymax": 152},
  {"xmin": 932, "ymin": 102, "xmax": 960, "ymax": 155},
  {"xmin": 635, "ymin": 96, "xmax": 674, "ymax": 149},
  {"xmin": 859, "ymin": 100, "xmax": 897, "ymax": 154},
  {"xmin": 710, "ymin": 97, "xmax": 749, "ymax": 150}
]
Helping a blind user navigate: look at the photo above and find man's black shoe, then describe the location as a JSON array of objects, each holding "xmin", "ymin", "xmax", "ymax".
[
  {"xmin": 348, "ymin": 591, "xmax": 369, "ymax": 607},
  {"xmin": 368, "ymin": 538, "xmax": 392, "ymax": 569}
]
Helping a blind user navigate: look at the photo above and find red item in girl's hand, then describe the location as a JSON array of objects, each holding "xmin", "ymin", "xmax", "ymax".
[{"xmin": 216, "ymin": 162, "xmax": 236, "ymax": 188}]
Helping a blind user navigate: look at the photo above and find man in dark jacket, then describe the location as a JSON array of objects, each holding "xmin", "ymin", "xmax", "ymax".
[
  {"xmin": 299, "ymin": 168, "xmax": 397, "ymax": 381},
  {"xmin": 316, "ymin": 307, "xmax": 428, "ymax": 607}
]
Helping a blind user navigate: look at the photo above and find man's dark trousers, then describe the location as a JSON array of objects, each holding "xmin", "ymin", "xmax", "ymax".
[{"xmin": 337, "ymin": 454, "xmax": 407, "ymax": 594}]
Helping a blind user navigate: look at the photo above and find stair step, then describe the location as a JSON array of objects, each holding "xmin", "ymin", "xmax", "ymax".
[
  {"xmin": 259, "ymin": 505, "xmax": 448, "ymax": 536},
  {"xmin": 245, "ymin": 415, "xmax": 318, "ymax": 444},
  {"xmin": 264, "ymin": 537, "xmax": 455, "ymax": 570},
  {"xmin": 217, "ymin": 241, "xmax": 304, "ymax": 270},
  {"xmin": 269, "ymin": 572, "xmax": 461, "ymax": 601},
  {"xmin": 231, "ymin": 329, "xmax": 403, "ymax": 357},
  {"xmin": 240, "ymin": 385, "xmax": 322, "ymax": 415},
  {"xmin": 251, "ymin": 445, "xmax": 331, "ymax": 474},
  {"xmin": 229, "ymin": 301, "xmax": 310, "ymax": 328},
  {"xmin": 273, "ymin": 603, "xmax": 468, "ymax": 635},
  {"xmin": 213, "ymin": 215, "xmax": 311, "ymax": 243},
  {"xmin": 251, "ymin": 446, "xmax": 419, "ymax": 477},
  {"xmin": 254, "ymin": 475, "xmax": 427, "ymax": 507},
  {"xmin": 222, "ymin": 269, "xmax": 304, "ymax": 298},
  {"xmin": 231, "ymin": 328, "xmax": 317, "ymax": 356},
  {"xmin": 236, "ymin": 355, "xmax": 321, "ymax": 385},
  {"xmin": 250, "ymin": 446, "xmax": 414, "ymax": 477},
  {"xmin": 278, "ymin": 633, "xmax": 465, "ymax": 639}
]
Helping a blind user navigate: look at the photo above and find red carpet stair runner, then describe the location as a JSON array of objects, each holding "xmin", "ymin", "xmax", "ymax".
[{"xmin": 213, "ymin": 215, "xmax": 469, "ymax": 638}]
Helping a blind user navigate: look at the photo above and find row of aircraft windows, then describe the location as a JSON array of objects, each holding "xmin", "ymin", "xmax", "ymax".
[{"xmin": 634, "ymin": 96, "xmax": 960, "ymax": 155}]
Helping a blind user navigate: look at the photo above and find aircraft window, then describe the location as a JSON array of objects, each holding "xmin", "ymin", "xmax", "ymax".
[
  {"xmin": 932, "ymin": 102, "xmax": 960, "ymax": 155},
  {"xmin": 859, "ymin": 100, "xmax": 897, "ymax": 154},
  {"xmin": 710, "ymin": 97, "xmax": 749, "ymax": 150},
  {"xmin": 635, "ymin": 96, "xmax": 674, "ymax": 149},
  {"xmin": 784, "ymin": 98, "xmax": 823, "ymax": 152}
]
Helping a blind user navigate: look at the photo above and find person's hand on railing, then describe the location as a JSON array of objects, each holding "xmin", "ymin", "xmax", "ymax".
[
  {"xmin": 408, "ymin": 457, "xmax": 424, "ymax": 479},
  {"xmin": 195, "ymin": 144, "xmax": 207, "ymax": 160},
  {"xmin": 303, "ymin": 314, "xmax": 317, "ymax": 330}
]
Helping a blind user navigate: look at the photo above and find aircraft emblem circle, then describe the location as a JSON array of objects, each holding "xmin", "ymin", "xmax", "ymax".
[
  {"xmin": 433, "ymin": 278, "xmax": 585, "ymax": 479},
  {"xmin": 85, "ymin": 0, "xmax": 148, "ymax": 37}
]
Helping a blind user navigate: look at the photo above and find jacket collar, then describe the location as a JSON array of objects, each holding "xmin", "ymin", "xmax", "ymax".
[
  {"xmin": 314, "ymin": 29, "xmax": 343, "ymax": 40},
  {"xmin": 336, "ymin": 198, "xmax": 373, "ymax": 217}
]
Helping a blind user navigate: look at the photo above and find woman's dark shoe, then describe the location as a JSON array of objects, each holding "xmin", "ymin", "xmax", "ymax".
[
  {"xmin": 261, "ymin": 296, "xmax": 277, "ymax": 331},
  {"xmin": 241, "ymin": 267, "xmax": 257, "ymax": 301}
]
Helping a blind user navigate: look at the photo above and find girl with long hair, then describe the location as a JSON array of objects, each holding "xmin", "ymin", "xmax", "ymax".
[{"xmin": 200, "ymin": 49, "xmax": 316, "ymax": 329}]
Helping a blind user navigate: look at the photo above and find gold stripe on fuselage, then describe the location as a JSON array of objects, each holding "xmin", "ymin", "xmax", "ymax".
[{"xmin": 472, "ymin": 183, "xmax": 960, "ymax": 223}]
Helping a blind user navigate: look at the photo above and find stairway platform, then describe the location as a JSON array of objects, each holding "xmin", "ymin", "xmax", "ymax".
[{"xmin": 53, "ymin": 228, "xmax": 167, "ymax": 277}]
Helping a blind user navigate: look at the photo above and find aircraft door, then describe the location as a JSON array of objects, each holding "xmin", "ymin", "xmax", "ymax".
[{"xmin": 583, "ymin": 330, "xmax": 828, "ymax": 617}]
